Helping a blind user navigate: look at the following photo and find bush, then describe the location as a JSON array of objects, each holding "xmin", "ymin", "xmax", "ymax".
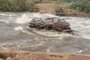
[
  {"xmin": 0, "ymin": 0, "xmax": 37, "ymax": 12},
  {"xmin": 71, "ymin": 1, "xmax": 90, "ymax": 13},
  {"xmin": 55, "ymin": 6, "xmax": 64, "ymax": 14},
  {"xmin": 25, "ymin": 0, "xmax": 38, "ymax": 12}
]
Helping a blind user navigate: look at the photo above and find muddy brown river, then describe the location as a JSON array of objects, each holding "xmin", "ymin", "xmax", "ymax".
[{"xmin": 0, "ymin": 12, "xmax": 90, "ymax": 55}]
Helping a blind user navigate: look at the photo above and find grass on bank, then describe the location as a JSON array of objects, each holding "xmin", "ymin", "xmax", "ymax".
[
  {"xmin": 0, "ymin": 0, "xmax": 90, "ymax": 14},
  {"xmin": 0, "ymin": 0, "xmax": 38, "ymax": 12}
]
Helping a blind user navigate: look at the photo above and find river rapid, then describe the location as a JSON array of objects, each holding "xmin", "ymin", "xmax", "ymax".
[{"xmin": 0, "ymin": 12, "xmax": 90, "ymax": 55}]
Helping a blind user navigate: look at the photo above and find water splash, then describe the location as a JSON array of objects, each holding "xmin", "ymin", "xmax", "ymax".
[
  {"xmin": 15, "ymin": 14, "xmax": 32, "ymax": 24},
  {"xmin": 65, "ymin": 17, "xmax": 90, "ymax": 39},
  {"xmin": 14, "ymin": 26, "xmax": 24, "ymax": 31}
]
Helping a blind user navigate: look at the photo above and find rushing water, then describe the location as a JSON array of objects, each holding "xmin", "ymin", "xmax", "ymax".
[{"xmin": 0, "ymin": 12, "xmax": 90, "ymax": 54}]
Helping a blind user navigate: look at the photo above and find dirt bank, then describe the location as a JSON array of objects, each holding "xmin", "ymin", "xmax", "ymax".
[
  {"xmin": 36, "ymin": 3, "xmax": 90, "ymax": 17},
  {"xmin": 0, "ymin": 49, "xmax": 90, "ymax": 60}
]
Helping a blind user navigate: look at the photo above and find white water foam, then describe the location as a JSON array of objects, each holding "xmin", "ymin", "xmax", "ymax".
[
  {"xmin": 65, "ymin": 17, "xmax": 90, "ymax": 39},
  {"xmin": 14, "ymin": 26, "xmax": 33, "ymax": 34},
  {"xmin": 0, "ymin": 19, "xmax": 9, "ymax": 24},
  {"xmin": 15, "ymin": 14, "xmax": 32, "ymax": 24},
  {"xmin": 14, "ymin": 26, "xmax": 24, "ymax": 31},
  {"xmin": 15, "ymin": 13, "xmax": 58, "ymax": 24},
  {"xmin": 15, "ymin": 13, "xmax": 90, "ymax": 39},
  {"xmin": 0, "ymin": 14, "xmax": 8, "ymax": 16}
]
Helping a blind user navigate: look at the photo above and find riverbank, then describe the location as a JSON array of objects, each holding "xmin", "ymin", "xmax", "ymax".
[
  {"xmin": 0, "ymin": 0, "xmax": 90, "ymax": 18},
  {"xmin": 0, "ymin": 48, "xmax": 90, "ymax": 60}
]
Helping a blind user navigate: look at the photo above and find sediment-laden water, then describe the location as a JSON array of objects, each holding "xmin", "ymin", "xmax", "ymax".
[{"xmin": 0, "ymin": 12, "xmax": 90, "ymax": 54}]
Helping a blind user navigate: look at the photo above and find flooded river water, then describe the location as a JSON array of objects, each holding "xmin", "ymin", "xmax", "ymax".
[{"xmin": 0, "ymin": 12, "xmax": 90, "ymax": 54}]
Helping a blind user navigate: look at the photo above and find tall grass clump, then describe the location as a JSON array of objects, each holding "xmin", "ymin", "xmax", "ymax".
[{"xmin": 0, "ymin": 0, "xmax": 37, "ymax": 12}]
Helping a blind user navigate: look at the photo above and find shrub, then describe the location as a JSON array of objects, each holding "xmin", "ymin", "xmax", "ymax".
[
  {"xmin": 71, "ymin": 1, "xmax": 90, "ymax": 13},
  {"xmin": 0, "ymin": 0, "xmax": 37, "ymax": 12}
]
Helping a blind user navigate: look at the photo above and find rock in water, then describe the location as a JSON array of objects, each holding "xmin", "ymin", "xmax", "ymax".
[{"xmin": 29, "ymin": 17, "xmax": 72, "ymax": 33}]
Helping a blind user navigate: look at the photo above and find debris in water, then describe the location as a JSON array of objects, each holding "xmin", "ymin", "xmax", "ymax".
[{"xmin": 29, "ymin": 17, "xmax": 72, "ymax": 33}]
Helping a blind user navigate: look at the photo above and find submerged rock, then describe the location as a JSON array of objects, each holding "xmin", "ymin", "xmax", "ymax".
[{"xmin": 29, "ymin": 17, "xmax": 72, "ymax": 33}]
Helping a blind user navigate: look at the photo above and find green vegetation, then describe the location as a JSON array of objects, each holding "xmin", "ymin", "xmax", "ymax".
[
  {"xmin": 0, "ymin": 0, "xmax": 37, "ymax": 12},
  {"xmin": 0, "ymin": 0, "xmax": 90, "ymax": 13},
  {"xmin": 42, "ymin": 0, "xmax": 90, "ymax": 13},
  {"xmin": 71, "ymin": 0, "xmax": 90, "ymax": 13}
]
